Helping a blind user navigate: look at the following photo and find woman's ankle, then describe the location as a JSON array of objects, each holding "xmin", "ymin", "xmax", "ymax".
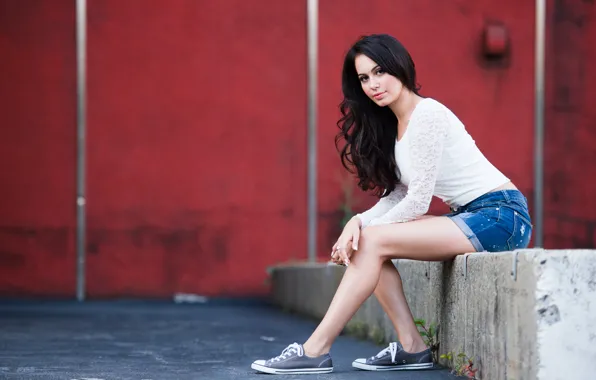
[
  {"xmin": 302, "ymin": 341, "xmax": 330, "ymax": 358},
  {"xmin": 400, "ymin": 337, "xmax": 428, "ymax": 353}
]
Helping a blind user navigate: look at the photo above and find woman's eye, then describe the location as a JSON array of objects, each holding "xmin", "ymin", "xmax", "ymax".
[
  {"xmin": 359, "ymin": 76, "xmax": 368, "ymax": 83},
  {"xmin": 376, "ymin": 69, "xmax": 384, "ymax": 75}
]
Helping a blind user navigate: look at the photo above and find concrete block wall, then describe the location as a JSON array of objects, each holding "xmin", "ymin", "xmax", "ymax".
[{"xmin": 270, "ymin": 249, "xmax": 596, "ymax": 380}]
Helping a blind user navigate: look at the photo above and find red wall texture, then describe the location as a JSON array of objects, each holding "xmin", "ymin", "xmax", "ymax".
[
  {"xmin": 0, "ymin": 0, "xmax": 77, "ymax": 296},
  {"xmin": 1, "ymin": 0, "xmax": 594, "ymax": 298},
  {"xmin": 543, "ymin": 0, "xmax": 596, "ymax": 248},
  {"xmin": 84, "ymin": 0, "xmax": 307, "ymax": 297}
]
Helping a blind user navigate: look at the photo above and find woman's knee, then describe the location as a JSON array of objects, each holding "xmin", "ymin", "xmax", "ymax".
[{"xmin": 357, "ymin": 227, "xmax": 388, "ymax": 258}]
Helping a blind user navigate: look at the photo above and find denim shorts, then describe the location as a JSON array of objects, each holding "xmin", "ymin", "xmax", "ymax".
[{"xmin": 445, "ymin": 190, "xmax": 533, "ymax": 252}]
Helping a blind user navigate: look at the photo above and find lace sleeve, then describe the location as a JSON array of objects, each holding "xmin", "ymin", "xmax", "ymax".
[
  {"xmin": 356, "ymin": 183, "xmax": 408, "ymax": 228},
  {"xmin": 368, "ymin": 103, "xmax": 449, "ymax": 226}
]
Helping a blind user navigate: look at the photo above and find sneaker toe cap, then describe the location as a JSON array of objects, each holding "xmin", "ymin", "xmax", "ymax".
[
  {"xmin": 252, "ymin": 360, "xmax": 266, "ymax": 366},
  {"xmin": 352, "ymin": 358, "xmax": 367, "ymax": 364}
]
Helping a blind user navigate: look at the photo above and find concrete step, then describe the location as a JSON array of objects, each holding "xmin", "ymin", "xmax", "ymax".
[{"xmin": 269, "ymin": 249, "xmax": 596, "ymax": 380}]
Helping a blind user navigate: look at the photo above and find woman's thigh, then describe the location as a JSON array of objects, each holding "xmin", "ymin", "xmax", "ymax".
[{"xmin": 358, "ymin": 216, "xmax": 475, "ymax": 262}]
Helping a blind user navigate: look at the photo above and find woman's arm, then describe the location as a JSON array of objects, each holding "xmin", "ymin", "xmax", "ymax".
[
  {"xmin": 355, "ymin": 183, "xmax": 408, "ymax": 228},
  {"xmin": 368, "ymin": 102, "xmax": 449, "ymax": 226}
]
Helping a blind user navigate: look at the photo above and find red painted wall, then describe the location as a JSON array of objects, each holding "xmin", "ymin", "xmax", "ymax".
[
  {"xmin": 0, "ymin": 0, "xmax": 77, "ymax": 297},
  {"xmin": 84, "ymin": 0, "xmax": 307, "ymax": 297},
  {"xmin": 543, "ymin": 0, "xmax": 596, "ymax": 248},
  {"xmin": 1, "ymin": 0, "xmax": 594, "ymax": 298}
]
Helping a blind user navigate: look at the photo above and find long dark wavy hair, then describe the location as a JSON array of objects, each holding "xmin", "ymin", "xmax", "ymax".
[{"xmin": 335, "ymin": 34, "xmax": 421, "ymax": 197}]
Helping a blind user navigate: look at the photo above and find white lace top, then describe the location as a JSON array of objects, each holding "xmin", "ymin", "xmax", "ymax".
[{"xmin": 356, "ymin": 98, "xmax": 509, "ymax": 228}]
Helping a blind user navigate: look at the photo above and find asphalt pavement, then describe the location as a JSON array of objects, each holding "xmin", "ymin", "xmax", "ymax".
[{"xmin": 0, "ymin": 300, "xmax": 458, "ymax": 379}]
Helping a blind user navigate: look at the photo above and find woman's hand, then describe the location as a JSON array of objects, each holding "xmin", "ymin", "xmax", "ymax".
[{"xmin": 330, "ymin": 216, "xmax": 362, "ymax": 266}]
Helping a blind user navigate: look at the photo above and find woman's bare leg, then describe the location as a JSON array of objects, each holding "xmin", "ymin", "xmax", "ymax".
[
  {"xmin": 374, "ymin": 260, "xmax": 427, "ymax": 353},
  {"xmin": 372, "ymin": 215, "xmax": 437, "ymax": 353},
  {"xmin": 302, "ymin": 216, "xmax": 475, "ymax": 357}
]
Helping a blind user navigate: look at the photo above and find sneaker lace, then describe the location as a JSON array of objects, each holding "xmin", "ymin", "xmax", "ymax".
[
  {"xmin": 270, "ymin": 343, "xmax": 304, "ymax": 362},
  {"xmin": 373, "ymin": 342, "xmax": 398, "ymax": 363}
]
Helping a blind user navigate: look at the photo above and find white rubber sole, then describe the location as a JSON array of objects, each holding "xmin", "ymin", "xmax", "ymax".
[
  {"xmin": 251, "ymin": 361, "xmax": 333, "ymax": 375},
  {"xmin": 352, "ymin": 358, "xmax": 434, "ymax": 371}
]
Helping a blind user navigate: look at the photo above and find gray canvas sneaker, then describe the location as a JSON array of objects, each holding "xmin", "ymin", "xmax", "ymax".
[
  {"xmin": 251, "ymin": 343, "xmax": 333, "ymax": 375},
  {"xmin": 352, "ymin": 341, "xmax": 433, "ymax": 371}
]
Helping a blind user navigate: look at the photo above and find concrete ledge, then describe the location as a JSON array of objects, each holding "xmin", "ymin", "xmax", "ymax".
[{"xmin": 270, "ymin": 249, "xmax": 596, "ymax": 380}]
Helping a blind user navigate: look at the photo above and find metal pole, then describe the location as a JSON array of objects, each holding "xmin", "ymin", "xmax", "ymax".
[
  {"xmin": 76, "ymin": 0, "xmax": 87, "ymax": 300},
  {"xmin": 534, "ymin": 0, "xmax": 546, "ymax": 247},
  {"xmin": 307, "ymin": 0, "xmax": 318, "ymax": 262}
]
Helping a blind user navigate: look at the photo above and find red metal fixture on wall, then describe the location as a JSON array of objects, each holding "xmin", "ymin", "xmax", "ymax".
[{"xmin": 482, "ymin": 21, "xmax": 509, "ymax": 58}]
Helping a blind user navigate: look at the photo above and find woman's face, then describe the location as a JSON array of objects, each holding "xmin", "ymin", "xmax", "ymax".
[{"xmin": 355, "ymin": 54, "xmax": 404, "ymax": 107}]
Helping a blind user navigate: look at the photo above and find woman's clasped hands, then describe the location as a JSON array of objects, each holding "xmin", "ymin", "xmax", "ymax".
[{"xmin": 330, "ymin": 216, "xmax": 362, "ymax": 266}]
